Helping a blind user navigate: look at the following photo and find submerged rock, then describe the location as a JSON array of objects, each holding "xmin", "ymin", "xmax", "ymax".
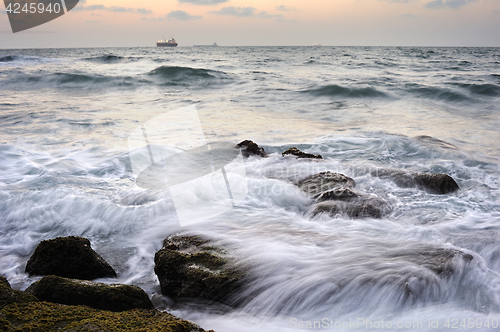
[
  {"xmin": 372, "ymin": 169, "xmax": 459, "ymax": 194},
  {"xmin": 282, "ymin": 147, "xmax": 323, "ymax": 159},
  {"xmin": 0, "ymin": 301, "xmax": 210, "ymax": 332},
  {"xmin": 297, "ymin": 171, "xmax": 356, "ymax": 197},
  {"xmin": 0, "ymin": 276, "xmax": 38, "ymax": 309},
  {"xmin": 154, "ymin": 234, "xmax": 246, "ymax": 304},
  {"xmin": 297, "ymin": 171, "xmax": 391, "ymax": 218},
  {"xmin": 25, "ymin": 236, "xmax": 117, "ymax": 280},
  {"xmin": 311, "ymin": 196, "xmax": 390, "ymax": 219},
  {"xmin": 25, "ymin": 275, "xmax": 153, "ymax": 312},
  {"xmin": 236, "ymin": 140, "xmax": 267, "ymax": 158}
]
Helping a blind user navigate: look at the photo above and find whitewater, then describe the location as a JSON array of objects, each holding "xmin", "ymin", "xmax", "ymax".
[{"xmin": 0, "ymin": 46, "xmax": 499, "ymax": 331}]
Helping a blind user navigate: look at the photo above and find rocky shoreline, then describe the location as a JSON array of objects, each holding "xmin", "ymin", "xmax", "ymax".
[{"xmin": 1, "ymin": 140, "xmax": 462, "ymax": 331}]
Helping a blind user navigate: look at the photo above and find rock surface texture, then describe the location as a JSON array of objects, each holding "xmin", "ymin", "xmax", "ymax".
[
  {"xmin": 0, "ymin": 302, "xmax": 211, "ymax": 332},
  {"xmin": 25, "ymin": 236, "xmax": 117, "ymax": 280},
  {"xmin": 154, "ymin": 234, "xmax": 246, "ymax": 304},
  {"xmin": 0, "ymin": 276, "xmax": 38, "ymax": 309},
  {"xmin": 372, "ymin": 169, "xmax": 459, "ymax": 194},
  {"xmin": 297, "ymin": 171, "xmax": 391, "ymax": 218},
  {"xmin": 25, "ymin": 275, "xmax": 153, "ymax": 312}
]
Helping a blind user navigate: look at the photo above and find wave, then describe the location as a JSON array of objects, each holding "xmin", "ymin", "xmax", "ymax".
[
  {"xmin": 405, "ymin": 84, "xmax": 469, "ymax": 102},
  {"xmin": 453, "ymin": 83, "xmax": 500, "ymax": 97},
  {"xmin": 0, "ymin": 71, "xmax": 135, "ymax": 90},
  {"xmin": 83, "ymin": 55, "xmax": 139, "ymax": 64},
  {"xmin": 147, "ymin": 66, "xmax": 231, "ymax": 85},
  {"xmin": 302, "ymin": 84, "xmax": 388, "ymax": 98},
  {"xmin": 0, "ymin": 55, "xmax": 17, "ymax": 62}
]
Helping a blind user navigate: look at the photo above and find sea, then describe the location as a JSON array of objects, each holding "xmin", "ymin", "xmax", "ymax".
[{"xmin": 0, "ymin": 46, "xmax": 499, "ymax": 331}]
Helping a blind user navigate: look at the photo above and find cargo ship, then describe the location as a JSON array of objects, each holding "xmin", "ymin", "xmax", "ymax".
[{"xmin": 157, "ymin": 37, "xmax": 178, "ymax": 47}]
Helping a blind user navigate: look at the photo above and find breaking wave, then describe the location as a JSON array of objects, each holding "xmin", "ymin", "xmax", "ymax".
[{"xmin": 302, "ymin": 84, "xmax": 389, "ymax": 98}]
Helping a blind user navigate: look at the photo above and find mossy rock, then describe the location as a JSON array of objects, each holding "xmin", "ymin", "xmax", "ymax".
[
  {"xmin": 0, "ymin": 301, "xmax": 212, "ymax": 332},
  {"xmin": 236, "ymin": 140, "xmax": 267, "ymax": 158},
  {"xmin": 0, "ymin": 276, "xmax": 38, "ymax": 309},
  {"xmin": 25, "ymin": 236, "xmax": 117, "ymax": 280},
  {"xmin": 25, "ymin": 275, "xmax": 153, "ymax": 312},
  {"xmin": 154, "ymin": 234, "xmax": 246, "ymax": 304},
  {"xmin": 282, "ymin": 147, "xmax": 323, "ymax": 159}
]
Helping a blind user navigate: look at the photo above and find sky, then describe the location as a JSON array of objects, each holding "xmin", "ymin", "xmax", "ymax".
[{"xmin": 1, "ymin": 0, "xmax": 500, "ymax": 48}]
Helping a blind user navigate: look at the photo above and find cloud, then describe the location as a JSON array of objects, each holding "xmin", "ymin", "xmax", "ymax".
[
  {"xmin": 425, "ymin": 0, "xmax": 476, "ymax": 9},
  {"xmin": 178, "ymin": 0, "xmax": 228, "ymax": 4},
  {"xmin": 401, "ymin": 13, "xmax": 418, "ymax": 17},
  {"xmin": 275, "ymin": 5, "xmax": 294, "ymax": 11},
  {"xmin": 494, "ymin": 9, "xmax": 500, "ymax": 14},
  {"xmin": 166, "ymin": 10, "xmax": 202, "ymax": 20},
  {"xmin": 275, "ymin": 18, "xmax": 298, "ymax": 23},
  {"xmin": 257, "ymin": 11, "xmax": 282, "ymax": 19},
  {"xmin": 209, "ymin": 6, "xmax": 256, "ymax": 17},
  {"xmin": 73, "ymin": 4, "xmax": 152, "ymax": 14},
  {"xmin": 210, "ymin": 6, "xmax": 289, "ymax": 19}
]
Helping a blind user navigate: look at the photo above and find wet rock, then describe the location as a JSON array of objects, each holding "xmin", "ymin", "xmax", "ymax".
[
  {"xmin": 25, "ymin": 236, "xmax": 117, "ymax": 280},
  {"xmin": 311, "ymin": 196, "xmax": 390, "ymax": 219},
  {"xmin": 25, "ymin": 275, "xmax": 153, "ymax": 312},
  {"xmin": 236, "ymin": 140, "xmax": 267, "ymax": 158},
  {"xmin": 297, "ymin": 171, "xmax": 356, "ymax": 197},
  {"xmin": 372, "ymin": 169, "xmax": 459, "ymax": 194},
  {"xmin": 0, "ymin": 276, "xmax": 38, "ymax": 309},
  {"xmin": 282, "ymin": 147, "xmax": 323, "ymax": 159},
  {"xmin": 154, "ymin": 234, "xmax": 246, "ymax": 304},
  {"xmin": 298, "ymin": 172, "xmax": 391, "ymax": 218},
  {"xmin": 0, "ymin": 301, "xmax": 210, "ymax": 331},
  {"xmin": 316, "ymin": 187, "xmax": 361, "ymax": 203}
]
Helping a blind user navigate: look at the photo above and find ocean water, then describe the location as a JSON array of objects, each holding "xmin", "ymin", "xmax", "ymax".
[{"xmin": 0, "ymin": 46, "xmax": 500, "ymax": 331}]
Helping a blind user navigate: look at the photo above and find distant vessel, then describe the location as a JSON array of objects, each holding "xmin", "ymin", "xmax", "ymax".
[
  {"xmin": 313, "ymin": 43, "xmax": 322, "ymax": 47},
  {"xmin": 157, "ymin": 37, "xmax": 178, "ymax": 47},
  {"xmin": 194, "ymin": 42, "xmax": 218, "ymax": 47}
]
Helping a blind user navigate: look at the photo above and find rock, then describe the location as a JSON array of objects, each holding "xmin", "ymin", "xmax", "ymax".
[
  {"xmin": 311, "ymin": 196, "xmax": 390, "ymax": 219},
  {"xmin": 25, "ymin": 236, "xmax": 117, "ymax": 280},
  {"xmin": 236, "ymin": 140, "xmax": 267, "ymax": 158},
  {"xmin": 154, "ymin": 234, "xmax": 246, "ymax": 304},
  {"xmin": 25, "ymin": 275, "xmax": 153, "ymax": 312},
  {"xmin": 297, "ymin": 172, "xmax": 391, "ymax": 219},
  {"xmin": 0, "ymin": 276, "xmax": 38, "ymax": 309},
  {"xmin": 297, "ymin": 171, "xmax": 356, "ymax": 197},
  {"xmin": 0, "ymin": 301, "xmax": 211, "ymax": 332},
  {"xmin": 316, "ymin": 187, "xmax": 361, "ymax": 203},
  {"xmin": 282, "ymin": 147, "xmax": 323, "ymax": 159},
  {"xmin": 372, "ymin": 169, "xmax": 459, "ymax": 194}
]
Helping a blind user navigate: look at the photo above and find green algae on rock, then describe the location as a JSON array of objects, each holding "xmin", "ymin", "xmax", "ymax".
[
  {"xmin": 26, "ymin": 236, "xmax": 117, "ymax": 280},
  {"xmin": 154, "ymin": 234, "xmax": 246, "ymax": 304},
  {"xmin": 25, "ymin": 275, "xmax": 153, "ymax": 312},
  {"xmin": 0, "ymin": 302, "xmax": 212, "ymax": 332},
  {"xmin": 0, "ymin": 276, "xmax": 38, "ymax": 309}
]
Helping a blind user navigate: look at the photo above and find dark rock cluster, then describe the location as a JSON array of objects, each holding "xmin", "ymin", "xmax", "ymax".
[
  {"xmin": 0, "ymin": 236, "xmax": 211, "ymax": 331},
  {"xmin": 298, "ymin": 171, "xmax": 392, "ymax": 219}
]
